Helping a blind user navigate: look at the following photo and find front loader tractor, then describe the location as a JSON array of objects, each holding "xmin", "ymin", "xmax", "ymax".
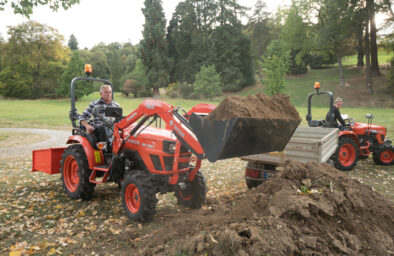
[{"xmin": 32, "ymin": 67, "xmax": 300, "ymax": 222}]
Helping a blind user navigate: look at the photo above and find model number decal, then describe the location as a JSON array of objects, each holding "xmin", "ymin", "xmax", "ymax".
[
  {"xmin": 126, "ymin": 112, "xmax": 137, "ymax": 122},
  {"xmin": 142, "ymin": 143, "xmax": 155, "ymax": 149}
]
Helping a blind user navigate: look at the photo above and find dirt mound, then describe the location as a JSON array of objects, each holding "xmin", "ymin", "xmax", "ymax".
[
  {"xmin": 208, "ymin": 93, "xmax": 301, "ymax": 121},
  {"xmin": 139, "ymin": 161, "xmax": 394, "ymax": 255}
]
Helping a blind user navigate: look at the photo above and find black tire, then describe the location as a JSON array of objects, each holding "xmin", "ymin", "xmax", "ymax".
[
  {"xmin": 175, "ymin": 171, "xmax": 207, "ymax": 209},
  {"xmin": 373, "ymin": 145, "xmax": 394, "ymax": 165},
  {"xmin": 60, "ymin": 144, "xmax": 95, "ymax": 200},
  {"xmin": 121, "ymin": 172, "xmax": 158, "ymax": 222},
  {"xmin": 334, "ymin": 137, "xmax": 358, "ymax": 170},
  {"xmin": 245, "ymin": 179, "xmax": 262, "ymax": 189}
]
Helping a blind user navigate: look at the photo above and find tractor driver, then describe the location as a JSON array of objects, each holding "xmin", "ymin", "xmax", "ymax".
[
  {"xmin": 79, "ymin": 85, "xmax": 121, "ymax": 142},
  {"xmin": 325, "ymin": 97, "xmax": 346, "ymax": 128}
]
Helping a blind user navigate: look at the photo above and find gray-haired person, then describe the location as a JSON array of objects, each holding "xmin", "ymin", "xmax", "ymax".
[{"xmin": 79, "ymin": 85, "xmax": 120, "ymax": 142}]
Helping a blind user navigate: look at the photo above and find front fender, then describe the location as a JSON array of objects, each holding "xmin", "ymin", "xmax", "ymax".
[{"xmin": 67, "ymin": 135, "xmax": 103, "ymax": 169}]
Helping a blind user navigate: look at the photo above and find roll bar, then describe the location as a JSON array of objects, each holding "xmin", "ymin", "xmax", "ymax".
[
  {"xmin": 306, "ymin": 88, "xmax": 334, "ymax": 124},
  {"xmin": 69, "ymin": 76, "xmax": 113, "ymax": 128}
]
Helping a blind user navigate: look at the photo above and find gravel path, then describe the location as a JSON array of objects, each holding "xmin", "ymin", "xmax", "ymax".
[{"xmin": 0, "ymin": 128, "xmax": 70, "ymax": 159}]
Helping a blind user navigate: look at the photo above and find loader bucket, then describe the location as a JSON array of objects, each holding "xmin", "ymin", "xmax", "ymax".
[{"xmin": 189, "ymin": 113, "xmax": 300, "ymax": 162}]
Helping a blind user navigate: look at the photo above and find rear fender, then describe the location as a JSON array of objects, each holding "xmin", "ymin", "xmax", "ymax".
[
  {"xmin": 187, "ymin": 103, "xmax": 216, "ymax": 117},
  {"xmin": 339, "ymin": 131, "xmax": 359, "ymax": 146},
  {"xmin": 67, "ymin": 135, "xmax": 103, "ymax": 169}
]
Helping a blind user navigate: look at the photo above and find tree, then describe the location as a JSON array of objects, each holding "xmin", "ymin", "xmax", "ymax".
[
  {"xmin": 0, "ymin": 0, "xmax": 80, "ymax": 17},
  {"xmin": 58, "ymin": 50, "xmax": 93, "ymax": 99},
  {"xmin": 89, "ymin": 50, "xmax": 110, "ymax": 79},
  {"xmin": 245, "ymin": 0, "xmax": 272, "ymax": 78},
  {"xmin": 140, "ymin": 0, "xmax": 169, "ymax": 97},
  {"xmin": 109, "ymin": 50, "xmax": 124, "ymax": 91},
  {"xmin": 122, "ymin": 79, "xmax": 141, "ymax": 97},
  {"xmin": 314, "ymin": 0, "xmax": 357, "ymax": 87},
  {"xmin": 167, "ymin": 1, "xmax": 200, "ymax": 84},
  {"xmin": 68, "ymin": 34, "xmax": 79, "ymax": 50},
  {"xmin": 193, "ymin": 65, "xmax": 222, "ymax": 99},
  {"xmin": 259, "ymin": 40, "xmax": 290, "ymax": 96},
  {"xmin": 0, "ymin": 21, "xmax": 68, "ymax": 98},
  {"xmin": 280, "ymin": 4, "xmax": 309, "ymax": 75},
  {"xmin": 0, "ymin": 33, "xmax": 4, "ymax": 72}
]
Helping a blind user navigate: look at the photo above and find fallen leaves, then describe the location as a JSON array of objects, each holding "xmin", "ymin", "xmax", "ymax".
[{"xmin": 0, "ymin": 155, "xmax": 392, "ymax": 255}]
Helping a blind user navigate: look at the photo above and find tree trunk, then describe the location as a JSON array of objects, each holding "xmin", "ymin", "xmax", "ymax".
[
  {"xmin": 152, "ymin": 87, "xmax": 160, "ymax": 98},
  {"xmin": 370, "ymin": 5, "xmax": 381, "ymax": 76},
  {"xmin": 365, "ymin": 19, "xmax": 373, "ymax": 94},
  {"xmin": 356, "ymin": 21, "xmax": 364, "ymax": 67},
  {"xmin": 336, "ymin": 51, "xmax": 345, "ymax": 87}
]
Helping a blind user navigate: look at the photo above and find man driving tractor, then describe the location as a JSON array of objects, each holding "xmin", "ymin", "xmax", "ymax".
[
  {"xmin": 79, "ymin": 84, "xmax": 121, "ymax": 142},
  {"xmin": 326, "ymin": 97, "xmax": 346, "ymax": 128}
]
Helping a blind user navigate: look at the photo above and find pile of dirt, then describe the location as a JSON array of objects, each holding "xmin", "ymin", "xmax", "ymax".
[
  {"xmin": 207, "ymin": 93, "xmax": 301, "ymax": 121},
  {"xmin": 139, "ymin": 161, "xmax": 394, "ymax": 255}
]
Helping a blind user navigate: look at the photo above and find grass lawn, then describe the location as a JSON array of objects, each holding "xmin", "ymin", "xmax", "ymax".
[{"xmin": 1, "ymin": 92, "xmax": 393, "ymax": 139}]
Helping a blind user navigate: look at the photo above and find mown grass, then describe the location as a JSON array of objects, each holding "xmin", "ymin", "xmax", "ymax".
[
  {"xmin": 341, "ymin": 50, "xmax": 393, "ymax": 66},
  {"xmin": 1, "ymin": 94, "xmax": 393, "ymax": 139}
]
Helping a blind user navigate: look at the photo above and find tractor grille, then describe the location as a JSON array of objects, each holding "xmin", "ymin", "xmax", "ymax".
[
  {"xmin": 150, "ymin": 155, "xmax": 162, "ymax": 171},
  {"xmin": 150, "ymin": 155, "xmax": 190, "ymax": 171},
  {"xmin": 164, "ymin": 156, "xmax": 189, "ymax": 171}
]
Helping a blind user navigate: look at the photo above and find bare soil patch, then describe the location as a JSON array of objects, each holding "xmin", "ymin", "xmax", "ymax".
[{"xmin": 138, "ymin": 161, "xmax": 394, "ymax": 256}]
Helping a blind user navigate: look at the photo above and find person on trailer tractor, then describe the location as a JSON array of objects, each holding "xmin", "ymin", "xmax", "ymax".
[
  {"xmin": 79, "ymin": 85, "xmax": 120, "ymax": 142},
  {"xmin": 326, "ymin": 97, "xmax": 346, "ymax": 128}
]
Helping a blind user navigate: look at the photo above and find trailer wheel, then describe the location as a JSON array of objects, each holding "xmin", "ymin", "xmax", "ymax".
[
  {"xmin": 334, "ymin": 137, "xmax": 358, "ymax": 170},
  {"xmin": 121, "ymin": 172, "xmax": 157, "ymax": 222},
  {"xmin": 175, "ymin": 171, "xmax": 207, "ymax": 209},
  {"xmin": 373, "ymin": 145, "xmax": 394, "ymax": 165},
  {"xmin": 60, "ymin": 144, "xmax": 95, "ymax": 200}
]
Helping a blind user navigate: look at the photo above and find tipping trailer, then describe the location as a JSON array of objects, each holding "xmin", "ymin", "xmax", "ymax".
[{"xmin": 242, "ymin": 127, "xmax": 338, "ymax": 189}]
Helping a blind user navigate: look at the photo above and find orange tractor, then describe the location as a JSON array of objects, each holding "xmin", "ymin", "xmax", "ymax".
[
  {"xmin": 306, "ymin": 83, "xmax": 393, "ymax": 170},
  {"xmin": 32, "ymin": 69, "xmax": 299, "ymax": 222}
]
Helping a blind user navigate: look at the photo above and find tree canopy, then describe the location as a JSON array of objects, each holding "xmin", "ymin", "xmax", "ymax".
[
  {"xmin": 0, "ymin": 21, "xmax": 68, "ymax": 98},
  {"xmin": 0, "ymin": 0, "xmax": 80, "ymax": 17}
]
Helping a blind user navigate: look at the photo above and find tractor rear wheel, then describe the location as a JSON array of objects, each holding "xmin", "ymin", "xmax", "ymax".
[
  {"xmin": 373, "ymin": 145, "xmax": 394, "ymax": 165},
  {"xmin": 334, "ymin": 137, "xmax": 358, "ymax": 170},
  {"xmin": 60, "ymin": 144, "xmax": 95, "ymax": 200},
  {"xmin": 175, "ymin": 171, "xmax": 207, "ymax": 209},
  {"xmin": 121, "ymin": 172, "xmax": 157, "ymax": 222}
]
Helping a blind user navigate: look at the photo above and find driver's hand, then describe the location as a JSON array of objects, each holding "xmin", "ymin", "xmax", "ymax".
[{"xmin": 86, "ymin": 124, "xmax": 94, "ymax": 134}]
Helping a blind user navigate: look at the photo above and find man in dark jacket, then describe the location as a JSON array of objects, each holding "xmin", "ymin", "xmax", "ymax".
[{"xmin": 326, "ymin": 97, "xmax": 346, "ymax": 128}]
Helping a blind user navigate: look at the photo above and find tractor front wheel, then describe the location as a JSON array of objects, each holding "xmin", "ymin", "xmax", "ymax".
[
  {"xmin": 373, "ymin": 145, "xmax": 394, "ymax": 165},
  {"xmin": 175, "ymin": 171, "xmax": 208, "ymax": 209},
  {"xmin": 334, "ymin": 137, "xmax": 358, "ymax": 170},
  {"xmin": 60, "ymin": 144, "xmax": 95, "ymax": 200},
  {"xmin": 121, "ymin": 172, "xmax": 157, "ymax": 222}
]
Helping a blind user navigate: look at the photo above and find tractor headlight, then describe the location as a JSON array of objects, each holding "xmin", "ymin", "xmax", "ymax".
[{"xmin": 163, "ymin": 140, "xmax": 176, "ymax": 154}]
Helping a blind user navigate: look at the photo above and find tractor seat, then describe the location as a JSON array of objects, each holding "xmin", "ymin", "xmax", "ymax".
[{"xmin": 309, "ymin": 120, "xmax": 326, "ymax": 127}]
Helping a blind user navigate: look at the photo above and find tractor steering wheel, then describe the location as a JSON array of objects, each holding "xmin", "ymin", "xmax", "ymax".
[
  {"xmin": 94, "ymin": 109, "xmax": 115, "ymax": 129},
  {"xmin": 346, "ymin": 117, "xmax": 355, "ymax": 127}
]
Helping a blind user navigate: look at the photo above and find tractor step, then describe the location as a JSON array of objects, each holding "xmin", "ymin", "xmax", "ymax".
[{"xmin": 89, "ymin": 164, "xmax": 111, "ymax": 184}]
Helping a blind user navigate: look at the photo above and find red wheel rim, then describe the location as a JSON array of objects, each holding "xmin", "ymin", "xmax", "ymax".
[
  {"xmin": 179, "ymin": 190, "xmax": 193, "ymax": 201},
  {"xmin": 64, "ymin": 155, "xmax": 79, "ymax": 192},
  {"xmin": 380, "ymin": 150, "xmax": 394, "ymax": 164},
  {"xmin": 339, "ymin": 143, "xmax": 356, "ymax": 167},
  {"xmin": 125, "ymin": 184, "xmax": 140, "ymax": 213}
]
